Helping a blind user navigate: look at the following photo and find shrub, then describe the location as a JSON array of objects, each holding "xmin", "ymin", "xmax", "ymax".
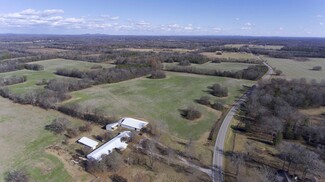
[
  {"xmin": 197, "ymin": 96, "xmax": 211, "ymax": 106},
  {"xmin": 24, "ymin": 64, "xmax": 44, "ymax": 71},
  {"xmin": 110, "ymin": 174, "xmax": 127, "ymax": 182},
  {"xmin": 66, "ymin": 127, "xmax": 79, "ymax": 138},
  {"xmin": 79, "ymin": 123, "xmax": 92, "ymax": 132},
  {"xmin": 102, "ymin": 132, "xmax": 114, "ymax": 141},
  {"xmin": 211, "ymin": 102, "xmax": 224, "ymax": 111},
  {"xmin": 5, "ymin": 170, "xmax": 29, "ymax": 182},
  {"xmin": 44, "ymin": 117, "xmax": 70, "ymax": 134},
  {"xmin": 150, "ymin": 70, "xmax": 166, "ymax": 79},
  {"xmin": 86, "ymin": 152, "xmax": 123, "ymax": 173},
  {"xmin": 275, "ymin": 69, "xmax": 282, "ymax": 76},
  {"xmin": 312, "ymin": 66, "xmax": 322, "ymax": 71},
  {"xmin": 210, "ymin": 84, "xmax": 228, "ymax": 97},
  {"xmin": 179, "ymin": 60, "xmax": 191, "ymax": 66},
  {"xmin": 182, "ymin": 107, "xmax": 202, "ymax": 120},
  {"xmin": 273, "ymin": 131, "xmax": 283, "ymax": 146}
]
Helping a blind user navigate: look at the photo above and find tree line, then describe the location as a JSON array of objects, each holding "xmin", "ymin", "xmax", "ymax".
[
  {"xmin": 165, "ymin": 64, "xmax": 268, "ymax": 80},
  {"xmin": 0, "ymin": 76, "xmax": 27, "ymax": 87}
]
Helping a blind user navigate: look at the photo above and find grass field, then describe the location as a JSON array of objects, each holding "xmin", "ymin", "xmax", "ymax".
[
  {"xmin": 164, "ymin": 62, "xmax": 255, "ymax": 72},
  {"xmin": 201, "ymin": 52, "xmax": 256, "ymax": 60},
  {"xmin": 30, "ymin": 58, "xmax": 114, "ymax": 72},
  {"xmin": 0, "ymin": 59, "xmax": 115, "ymax": 94},
  {"xmin": 264, "ymin": 56, "xmax": 325, "ymax": 81},
  {"xmin": 64, "ymin": 72, "xmax": 253, "ymax": 140},
  {"xmin": 0, "ymin": 97, "xmax": 85, "ymax": 181}
]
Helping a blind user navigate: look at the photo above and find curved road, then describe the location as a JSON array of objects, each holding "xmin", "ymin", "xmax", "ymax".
[{"xmin": 212, "ymin": 61, "xmax": 274, "ymax": 182}]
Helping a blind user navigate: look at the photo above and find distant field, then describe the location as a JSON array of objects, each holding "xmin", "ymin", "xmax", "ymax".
[
  {"xmin": 64, "ymin": 72, "xmax": 253, "ymax": 140},
  {"xmin": 0, "ymin": 59, "xmax": 115, "ymax": 94},
  {"xmin": 0, "ymin": 70, "xmax": 66, "ymax": 94},
  {"xmin": 29, "ymin": 58, "xmax": 114, "ymax": 72},
  {"xmin": 116, "ymin": 48, "xmax": 195, "ymax": 53},
  {"xmin": 201, "ymin": 52, "xmax": 256, "ymax": 59},
  {"xmin": 164, "ymin": 62, "xmax": 255, "ymax": 72},
  {"xmin": 224, "ymin": 44, "xmax": 284, "ymax": 50},
  {"xmin": 26, "ymin": 48, "xmax": 67, "ymax": 54},
  {"xmin": 0, "ymin": 97, "xmax": 80, "ymax": 181},
  {"xmin": 264, "ymin": 56, "xmax": 325, "ymax": 81}
]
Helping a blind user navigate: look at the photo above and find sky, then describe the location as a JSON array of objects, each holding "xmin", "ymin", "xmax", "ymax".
[{"xmin": 0, "ymin": 0, "xmax": 324, "ymax": 37}]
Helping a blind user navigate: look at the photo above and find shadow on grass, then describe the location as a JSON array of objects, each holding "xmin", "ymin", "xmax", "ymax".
[{"xmin": 247, "ymin": 137, "xmax": 273, "ymax": 145}]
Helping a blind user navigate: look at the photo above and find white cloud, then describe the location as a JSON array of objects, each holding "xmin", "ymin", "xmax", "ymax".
[
  {"xmin": 43, "ymin": 9, "xmax": 65, "ymax": 16},
  {"xmin": 279, "ymin": 27, "xmax": 284, "ymax": 31},
  {"xmin": 184, "ymin": 24, "xmax": 193, "ymax": 30},
  {"xmin": 0, "ymin": 9, "xmax": 219, "ymax": 35},
  {"xmin": 320, "ymin": 22, "xmax": 324, "ymax": 26},
  {"xmin": 241, "ymin": 26, "xmax": 251, "ymax": 30},
  {"xmin": 65, "ymin": 18, "xmax": 84, "ymax": 23},
  {"xmin": 244, "ymin": 22, "xmax": 252, "ymax": 26},
  {"xmin": 235, "ymin": 18, "xmax": 240, "ymax": 21},
  {"xmin": 110, "ymin": 16, "xmax": 119, "ymax": 20},
  {"xmin": 316, "ymin": 14, "xmax": 323, "ymax": 18},
  {"xmin": 136, "ymin": 21, "xmax": 150, "ymax": 26}
]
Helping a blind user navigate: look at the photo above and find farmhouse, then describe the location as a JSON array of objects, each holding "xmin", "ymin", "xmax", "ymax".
[
  {"xmin": 119, "ymin": 117, "xmax": 148, "ymax": 131},
  {"xmin": 87, "ymin": 131, "xmax": 131, "ymax": 161},
  {"xmin": 105, "ymin": 122, "xmax": 119, "ymax": 131},
  {"xmin": 78, "ymin": 137, "xmax": 99, "ymax": 150}
]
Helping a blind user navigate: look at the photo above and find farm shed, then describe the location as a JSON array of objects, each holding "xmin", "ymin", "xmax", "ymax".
[
  {"xmin": 119, "ymin": 117, "xmax": 148, "ymax": 131},
  {"xmin": 87, "ymin": 131, "xmax": 131, "ymax": 161},
  {"xmin": 78, "ymin": 137, "xmax": 99, "ymax": 150},
  {"xmin": 105, "ymin": 122, "xmax": 119, "ymax": 131}
]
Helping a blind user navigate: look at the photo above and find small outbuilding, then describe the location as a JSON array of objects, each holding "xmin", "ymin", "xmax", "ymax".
[
  {"xmin": 87, "ymin": 131, "xmax": 131, "ymax": 161},
  {"xmin": 119, "ymin": 117, "xmax": 148, "ymax": 131},
  {"xmin": 78, "ymin": 137, "xmax": 99, "ymax": 150},
  {"xmin": 105, "ymin": 122, "xmax": 119, "ymax": 131}
]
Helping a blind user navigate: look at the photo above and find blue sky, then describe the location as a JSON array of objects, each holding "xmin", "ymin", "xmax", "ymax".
[{"xmin": 0, "ymin": 0, "xmax": 324, "ymax": 37}]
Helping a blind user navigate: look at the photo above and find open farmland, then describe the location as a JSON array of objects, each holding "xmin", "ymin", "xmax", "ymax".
[
  {"xmin": 0, "ymin": 59, "xmax": 115, "ymax": 94},
  {"xmin": 201, "ymin": 52, "xmax": 256, "ymax": 60},
  {"xmin": 30, "ymin": 58, "xmax": 114, "ymax": 72},
  {"xmin": 63, "ymin": 72, "xmax": 254, "ymax": 140},
  {"xmin": 164, "ymin": 62, "xmax": 256, "ymax": 72},
  {"xmin": 0, "ymin": 97, "xmax": 87, "ymax": 181},
  {"xmin": 264, "ymin": 56, "xmax": 325, "ymax": 81}
]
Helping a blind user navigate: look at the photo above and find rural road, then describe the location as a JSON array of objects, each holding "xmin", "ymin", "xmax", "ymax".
[{"xmin": 212, "ymin": 61, "xmax": 274, "ymax": 182}]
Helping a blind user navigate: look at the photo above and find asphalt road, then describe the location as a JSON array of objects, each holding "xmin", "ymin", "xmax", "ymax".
[{"xmin": 212, "ymin": 61, "xmax": 274, "ymax": 182}]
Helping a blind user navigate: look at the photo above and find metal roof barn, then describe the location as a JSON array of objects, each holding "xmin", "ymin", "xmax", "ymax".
[
  {"xmin": 78, "ymin": 137, "xmax": 99, "ymax": 150},
  {"xmin": 119, "ymin": 117, "xmax": 148, "ymax": 131},
  {"xmin": 87, "ymin": 131, "xmax": 131, "ymax": 161}
]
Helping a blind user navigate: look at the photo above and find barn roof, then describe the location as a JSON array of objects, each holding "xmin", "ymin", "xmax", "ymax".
[
  {"xmin": 87, "ymin": 131, "xmax": 131, "ymax": 161},
  {"xmin": 119, "ymin": 117, "xmax": 148, "ymax": 130},
  {"xmin": 78, "ymin": 137, "xmax": 99, "ymax": 149}
]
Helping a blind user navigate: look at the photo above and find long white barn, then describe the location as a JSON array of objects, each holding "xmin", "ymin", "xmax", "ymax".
[{"xmin": 87, "ymin": 131, "xmax": 131, "ymax": 161}]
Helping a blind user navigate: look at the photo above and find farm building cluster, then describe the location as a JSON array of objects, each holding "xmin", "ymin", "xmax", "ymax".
[{"xmin": 77, "ymin": 117, "xmax": 148, "ymax": 161}]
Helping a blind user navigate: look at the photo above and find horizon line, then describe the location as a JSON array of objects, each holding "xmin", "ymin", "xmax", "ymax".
[{"xmin": 0, "ymin": 33, "xmax": 325, "ymax": 39}]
